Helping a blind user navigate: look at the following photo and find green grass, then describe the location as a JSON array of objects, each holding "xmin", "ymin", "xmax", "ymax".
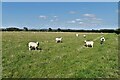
[{"xmin": 2, "ymin": 32, "xmax": 119, "ymax": 78}]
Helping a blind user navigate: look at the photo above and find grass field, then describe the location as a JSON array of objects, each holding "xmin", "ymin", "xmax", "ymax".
[{"xmin": 2, "ymin": 32, "xmax": 119, "ymax": 78}]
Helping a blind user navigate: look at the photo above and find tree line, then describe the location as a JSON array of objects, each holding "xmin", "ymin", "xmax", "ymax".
[{"xmin": 1, "ymin": 27, "xmax": 120, "ymax": 34}]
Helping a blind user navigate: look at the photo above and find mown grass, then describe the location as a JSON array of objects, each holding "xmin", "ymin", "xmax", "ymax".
[{"xmin": 2, "ymin": 32, "xmax": 119, "ymax": 78}]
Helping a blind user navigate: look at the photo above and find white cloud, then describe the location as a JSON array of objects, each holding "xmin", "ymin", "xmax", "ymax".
[
  {"xmin": 75, "ymin": 19, "xmax": 82, "ymax": 21},
  {"xmin": 67, "ymin": 20, "xmax": 76, "ymax": 23},
  {"xmin": 78, "ymin": 22, "xmax": 84, "ymax": 24},
  {"xmin": 83, "ymin": 14, "xmax": 96, "ymax": 18},
  {"xmin": 82, "ymin": 14, "xmax": 103, "ymax": 25},
  {"xmin": 91, "ymin": 17, "xmax": 103, "ymax": 21},
  {"xmin": 71, "ymin": 20, "xmax": 76, "ymax": 23},
  {"xmin": 53, "ymin": 16, "xmax": 58, "ymax": 18},
  {"xmin": 39, "ymin": 15, "xmax": 47, "ymax": 19},
  {"xmin": 50, "ymin": 18, "xmax": 58, "ymax": 22},
  {"xmin": 83, "ymin": 14, "xmax": 102, "ymax": 21},
  {"xmin": 69, "ymin": 11, "xmax": 77, "ymax": 14}
]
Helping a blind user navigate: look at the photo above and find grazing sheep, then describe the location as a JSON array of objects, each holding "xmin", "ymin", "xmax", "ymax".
[
  {"xmin": 28, "ymin": 41, "xmax": 39, "ymax": 50},
  {"xmin": 84, "ymin": 40, "xmax": 94, "ymax": 48},
  {"xmin": 101, "ymin": 32, "xmax": 103, "ymax": 34},
  {"xmin": 56, "ymin": 37, "xmax": 62, "ymax": 43},
  {"xmin": 100, "ymin": 37, "xmax": 105, "ymax": 44},
  {"xmin": 83, "ymin": 35, "xmax": 86, "ymax": 38},
  {"xmin": 76, "ymin": 34, "xmax": 79, "ymax": 37}
]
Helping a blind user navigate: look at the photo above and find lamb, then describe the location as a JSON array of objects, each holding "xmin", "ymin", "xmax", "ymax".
[
  {"xmin": 84, "ymin": 40, "xmax": 94, "ymax": 48},
  {"xmin": 100, "ymin": 37, "xmax": 105, "ymax": 44},
  {"xmin": 28, "ymin": 41, "xmax": 39, "ymax": 50},
  {"xmin": 76, "ymin": 34, "xmax": 79, "ymax": 37},
  {"xmin": 83, "ymin": 35, "xmax": 86, "ymax": 38},
  {"xmin": 56, "ymin": 37, "xmax": 62, "ymax": 43}
]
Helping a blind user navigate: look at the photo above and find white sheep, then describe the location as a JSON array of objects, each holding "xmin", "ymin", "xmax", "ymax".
[
  {"xmin": 28, "ymin": 41, "xmax": 39, "ymax": 50},
  {"xmin": 76, "ymin": 34, "xmax": 79, "ymax": 37},
  {"xmin": 101, "ymin": 32, "xmax": 103, "ymax": 34},
  {"xmin": 83, "ymin": 34, "xmax": 86, "ymax": 38},
  {"xmin": 100, "ymin": 37, "xmax": 105, "ymax": 44},
  {"xmin": 56, "ymin": 37, "xmax": 62, "ymax": 43},
  {"xmin": 84, "ymin": 40, "xmax": 94, "ymax": 48}
]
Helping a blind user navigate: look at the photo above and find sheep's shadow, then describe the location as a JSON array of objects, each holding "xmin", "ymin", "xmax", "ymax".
[
  {"xmin": 56, "ymin": 41, "xmax": 63, "ymax": 43},
  {"xmin": 30, "ymin": 47, "xmax": 42, "ymax": 50},
  {"xmin": 84, "ymin": 44, "xmax": 93, "ymax": 48},
  {"xmin": 37, "ymin": 48, "xmax": 42, "ymax": 50}
]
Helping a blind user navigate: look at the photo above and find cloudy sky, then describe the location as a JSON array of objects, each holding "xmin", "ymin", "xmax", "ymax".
[{"xmin": 2, "ymin": 2, "xmax": 118, "ymax": 30}]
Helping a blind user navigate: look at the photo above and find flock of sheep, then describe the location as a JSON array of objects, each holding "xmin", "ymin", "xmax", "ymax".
[{"xmin": 28, "ymin": 33, "xmax": 105, "ymax": 50}]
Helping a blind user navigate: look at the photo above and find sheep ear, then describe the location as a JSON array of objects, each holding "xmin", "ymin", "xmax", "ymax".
[{"xmin": 36, "ymin": 42, "xmax": 39, "ymax": 44}]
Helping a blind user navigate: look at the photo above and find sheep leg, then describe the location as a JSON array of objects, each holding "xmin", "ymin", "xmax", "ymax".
[
  {"xmin": 29, "ymin": 47, "xmax": 31, "ymax": 50},
  {"xmin": 36, "ymin": 47, "xmax": 39, "ymax": 50}
]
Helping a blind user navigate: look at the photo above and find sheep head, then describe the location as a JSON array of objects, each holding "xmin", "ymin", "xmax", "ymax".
[
  {"xmin": 36, "ymin": 42, "xmax": 39, "ymax": 46},
  {"xmin": 84, "ymin": 40, "xmax": 87, "ymax": 43}
]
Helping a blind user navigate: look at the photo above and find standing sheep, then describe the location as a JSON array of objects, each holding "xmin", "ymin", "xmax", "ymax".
[
  {"xmin": 83, "ymin": 34, "xmax": 86, "ymax": 38},
  {"xmin": 84, "ymin": 40, "xmax": 94, "ymax": 48},
  {"xmin": 76, "ymin": 34, "xmax": 79, "ymax": 37},
  {"xmin": 100, "ymin": 37, "xmax": 105, "ymax": 44},
  {"xmin": 28, "ymin": 41, "xmax": 39, "ymax": 50},
  {"xmin": 56, "ymin": 37, "xmax": 62, "ymax": 43}
]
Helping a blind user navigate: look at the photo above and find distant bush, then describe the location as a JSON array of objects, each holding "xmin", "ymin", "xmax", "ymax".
[
  {"xmin": 115, "ymin": 28, "xmax": 120, "ymax": 34},
  {"xmin": 23, "ymin": 27, "xmax": 28, "ymax": 31},
  {"xmin": 5, "ymin": 27, "xmax": 22, "ymax": 31},
  {"xmin": 1, "ymin": 27, "xmax": 119, "ymax": 33}
]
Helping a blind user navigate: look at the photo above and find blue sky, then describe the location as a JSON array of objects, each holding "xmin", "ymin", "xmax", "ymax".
[
  {"xmin": 2, "ymin": 0, "xmax": 120, "ymax": 2},
  {"xmin": 2, "ymin": 2, "xmax": 118, "ymax": 30}
]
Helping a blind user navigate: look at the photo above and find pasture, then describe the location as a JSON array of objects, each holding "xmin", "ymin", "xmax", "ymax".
[{"xmin": 2, "ymin": 32, "xmax": 119, "ymax": 78}]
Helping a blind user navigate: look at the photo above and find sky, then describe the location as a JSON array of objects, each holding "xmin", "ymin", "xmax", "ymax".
[
  {"xmin": 2, "ymin": 2, "xmax": 118, "ymax": 30},
  {"xmin": 1, "ymin": 0, "xmax": 120, "ymax": 2}
]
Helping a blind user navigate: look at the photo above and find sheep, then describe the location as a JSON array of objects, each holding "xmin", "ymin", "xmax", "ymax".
[
  {"xmin": 101, "ymin": 32, "xmax": 104, "ymax": 34},
  {"xmin": 84, "ymin": 40, "xmax": 94, "ymax": 48},
  {"xmin": 76, "ymin": 34, "xmax": 79, "ymax": 37},
  {"xmin": 56, "ymin": 37, "xmax": 62, "ymax": 43},
  {"xmin": 100, "ymin": 37, "xmax": 105, "ymax": 44},
  {"xmin": 28, "ymin": 41, "xmax": 39, "ymax": 50},
  {"xmin": 83, "ymin": 34, "xmax": 86, "ymax": 38}
]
